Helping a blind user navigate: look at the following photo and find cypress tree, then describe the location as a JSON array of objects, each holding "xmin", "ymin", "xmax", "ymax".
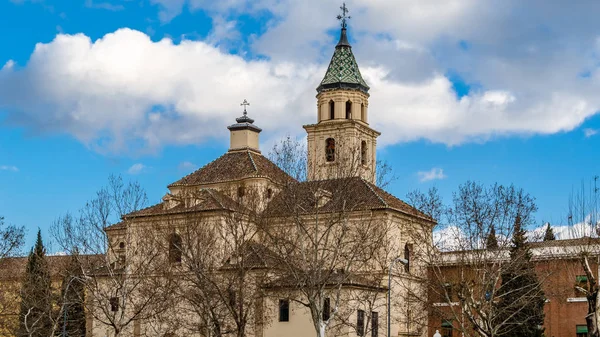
[
  {"xmin": 17, "ymin": 230, "xmax": 52, "ymax": 337},
  {"xmin": 495, "ymin": 215, "xmax": 545, "ymax": 337},
  {"xmin": 57, "ymin": 252, "xmax": 86, "ymax": 337},
  {"xmin": 543, "ymin": 222, "xmax": 556, "ymax": 241},
  {"xmin": 486, "ymin": 226, "xmax": 499, "ymax": 249}
]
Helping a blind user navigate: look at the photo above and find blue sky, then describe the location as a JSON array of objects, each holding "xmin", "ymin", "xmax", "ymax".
[{"xmin": 1, "ymin": 0, "xmax": 600, "ymax": 251}]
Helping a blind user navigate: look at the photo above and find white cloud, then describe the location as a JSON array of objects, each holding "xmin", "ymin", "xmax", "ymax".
[
  {"xmin": 178, "ymin": 161, "xmax": 198, "ymax": 172},
  {"xmin": 417, "ymin": 168, "xmax": 446, "ymax": 182},
  {"xmin": 0, "ymin": 29, "xmax": 321, "ymax": 154},
  {"xmin": 0, "ymin": 165, "xmax": 19, "ymax": 172},
  {"xmin": 2, "ymin": 60, "xmax": 15, "ymax": 71},
  {"xmin": 3, "ymin": 0, "xmax": 600, "ymax": 155},
  {"xmin": 127, "ymin": 163, "xmax": 146, "ymax": 175},
  {"xmin": 84, "ymin": 0, "xmax": 124, "ymax": 11},
  {"xmin": 435, "ymin": 221, "xmax": 600, "ymax": 252},
  {"xmin": 584, "ymin": 128, "xmax": 598, "ymax": 138},
  {"xmin": 150, "ymin": 0, "xmax": 186, "ymax": 23},
  {"xmin": 529, "ymin": 219, "xmax": 600, "ymax": 241}
]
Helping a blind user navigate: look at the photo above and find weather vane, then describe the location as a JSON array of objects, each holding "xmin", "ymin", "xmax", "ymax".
[
  {"xmin": 337, "ymin": 3, "xmax": 351, "ymax": 29},
  {"xmin": 240, "ymin": 99, "xmax": 250, "ymax": 115}
]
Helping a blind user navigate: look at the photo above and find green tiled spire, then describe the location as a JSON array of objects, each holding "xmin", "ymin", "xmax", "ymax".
[{"xmin": 317, "ymin": 27, "xmax": 369, "ymax": 94}]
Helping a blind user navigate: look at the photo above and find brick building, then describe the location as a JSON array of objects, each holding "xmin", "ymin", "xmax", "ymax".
[{"xmin": 428, "ymin": 237, "xmax": 600, "ymax": 337}]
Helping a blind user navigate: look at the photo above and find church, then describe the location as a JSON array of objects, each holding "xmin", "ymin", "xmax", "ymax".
[
  {"xmin": 2, "ymin": 7, "xmax": 594, "ymax": 337},
  {"xmin": 92, "ymin": 11, "xmax": 435, "ymax": 337}
]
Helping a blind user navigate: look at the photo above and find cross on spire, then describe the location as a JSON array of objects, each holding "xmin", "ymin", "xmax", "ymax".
[
  {"xmin": 337, "ymin": 3, "xmax": 351, "ymax": 29},
  {"xmin": 240, "ymin": 99, "xmax": 250, "ymax": 115}
]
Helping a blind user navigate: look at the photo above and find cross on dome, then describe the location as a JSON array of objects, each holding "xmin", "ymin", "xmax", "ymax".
[
  {"xmin": 229, "ymin": 99, "xmax": 260, "ymax": 131},
  {"xmin": 337, "ymin": 3, "xmax": 351, "ymax": 29},
  {"xmin": 240, "ymin": 99, "xmax": 250, "ymax": 115}
]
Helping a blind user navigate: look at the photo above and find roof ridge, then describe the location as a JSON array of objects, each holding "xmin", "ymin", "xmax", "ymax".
[
  {"xmin": 361, "ymin": 178, "xmax": 388, "ymax": 207},
  {"xmin": 203, "ymin": 188, "xmax": 226, "ymax": 210},
  {"xmin": 122, "ymin": 202, "xmax": 162, "ymax": 219},
  {"xmin": 168, "ymin": 152, "xmax": 229, "ymax": 187},
  {"xmin": 247, "ymin": 151, "xmax": 258, "ymax": 173},
  {"xmin": 365, "ymin": 179, "xmax": 434, "ymax": 221}
]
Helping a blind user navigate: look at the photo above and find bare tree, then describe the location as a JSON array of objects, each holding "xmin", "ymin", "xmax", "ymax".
[
  {"xmin": 51, "ymin": 175, "xmax": 173, "ymax": 336},
  {"xmin": 268, "ymin": 135, "xmax": 396, "ymax": 188},
  {"xmin": 561, "ymin": 176, "xmax": 600, "ymax": 337},
  {"xmin": 375, "ymin": 160, "xmax": 396, "ymax": 190},
  {"xmin": 0, "ymin": 216, "xmax": 25, "ymax": 259},
  {"xmin": 261, "ymin": 136, "xmax": 394, "ymax": 337},
  {"xmin": 0, "ymin": 216, "xmax": 25, "ymax": 332},
  {"xmin": 405, "ymin": 182, "xmax": 547, "ymax": 337},
  {"xmin": 261, "ymin": 180, "xmax": 389, "ymax": 337},
  {"xmin": 268, "ymin": 135, "xmax": 307, "ymax": 182},
  {"xmin": 152, "ymin": 187, "xmax": 273, "ymax": 337}
]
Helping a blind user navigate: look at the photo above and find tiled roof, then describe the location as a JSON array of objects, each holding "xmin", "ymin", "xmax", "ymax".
[
  {"xmin": 105, "ymin": 221, "xmax": 126, "ymax": 231},
  {"xmin": 528, "ymin": 236, "xmax": 600, "ymax": 248},
  {"xmin": 317, "ymin": 28, "xmax": 369, "ymax": 94},
  {"xmin": 265, "ymin": 271, "xmax": 384, "ymax": 291},
  {"xmin": 168, "ymin": 151, "xmax": 295, "ymax": 187},
  {"xmin": 221, "ymin": 241, "xmax": 279, "ymax": 270},
  {"xmin": 123, "ymin": 189, "xmax": 244, "ymax": 219},
  {"xmin": 0, "ymin": 254, "xmax": 102, "ymax": 281},
  {"xmin": 264, "ymin": 176, "xmax": 433, "ymax": 221},
  {"xmin": 437, "ymin": 237, "xmax": 600, "ymax": 265}
]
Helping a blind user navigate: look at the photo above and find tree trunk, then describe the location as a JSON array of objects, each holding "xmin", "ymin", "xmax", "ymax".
[
  {"xmin": 319, "ymin": 321, "xmax": 326, "ymax": 337},
  {"xmin": 589, "ymin": 289, "xmax": 600, "ymax": 337},
  {"xmin": 237, "ymin": 324, "xmax": 245, "ymax": 337}
]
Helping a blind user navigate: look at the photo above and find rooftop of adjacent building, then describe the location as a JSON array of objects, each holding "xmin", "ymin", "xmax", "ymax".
[{"xmin": 437, "ymin": 236, "xmax": 600, "ymax": 266}]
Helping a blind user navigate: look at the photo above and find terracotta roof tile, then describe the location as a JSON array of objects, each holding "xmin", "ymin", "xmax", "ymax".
[
  {"xmin": 221, "ymin": 241, "xmax": 279, "ymax": 270},
  {"xmin": 265, "ymin": 271, "xmax": 384, "ymax": 291},
  {"xmin": 527, "ymin": 236, "xmax": 600, "ymax": 248},
  {"xmin": 264, "ymin": 177, "xmax": 432, "ymax": 221},
  {"xmin": 105, "ymin": 221, "xmax": 126, "ymax": 231},
  {"xmin": 0, "ymin": 254, "xmax": 102, "ymax": 281},
  {"xmin": 168, "ymin": 151, "xmax": 295, "ymax": 187},
  {"xmin": 123, "ymin": 189, "xmax": 244, "ymax": 219}
]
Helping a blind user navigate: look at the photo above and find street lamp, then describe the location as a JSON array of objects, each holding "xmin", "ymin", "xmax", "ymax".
[{"xmin": 388, "ymin": 256, "xmax": 408, "ymax": 337}]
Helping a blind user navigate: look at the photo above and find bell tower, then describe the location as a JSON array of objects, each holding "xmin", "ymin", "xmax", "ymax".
[{"xmin": 303, "ymin": 5, "xmax": 380, "ymax": 183}]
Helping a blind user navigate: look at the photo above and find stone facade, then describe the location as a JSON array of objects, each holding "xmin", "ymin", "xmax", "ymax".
[
  {"xmin": 84, "ymin": 23, "xmax": 434, "ymax": 337},
  {"xmin": 1, "ymin": 20, "xmax": 596, "ymax": 337}
]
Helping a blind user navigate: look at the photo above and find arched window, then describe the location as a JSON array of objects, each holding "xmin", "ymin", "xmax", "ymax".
[
  {"xmin": 329, "ymin": 100, "xmax": 335, "ymax": 120},
  {"xmin": 119, "ymin": 242, "xmax": 125, "ymax": 250},
  {"xmin": 361, "ymin": 141, "xmax": 367, "ymax": 165},
  {"xmin": 118, "ymin": 254, "xmax": 125, "ymax": 266},
  {"xmin": 169, "ymin": 233, "xmax": 182, "ymax": 263},
  {"xmin": 325, "ymin": 138, "xmax": 335, "ymax": 162},
  {"xmin": 237, "ymin": 186, "xmax": 245, "ymax": 198},
  {"xmin": 228, "ymin": 287, "xmax": 236, "ymax": 307},
  {"xmin": 110, "ymin": 297, "xmax": 119, "ymax": 312},
  {"xmin": 404, "ymin": 243, "xmax": 413, "ymax": 273},
  {"xmin": 346, "ymin": 100, "xmax": 352, "ymax": 119},
  {"xmin": 361, "ymin": 103, "xmax": 365, "ymax": 121}
]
